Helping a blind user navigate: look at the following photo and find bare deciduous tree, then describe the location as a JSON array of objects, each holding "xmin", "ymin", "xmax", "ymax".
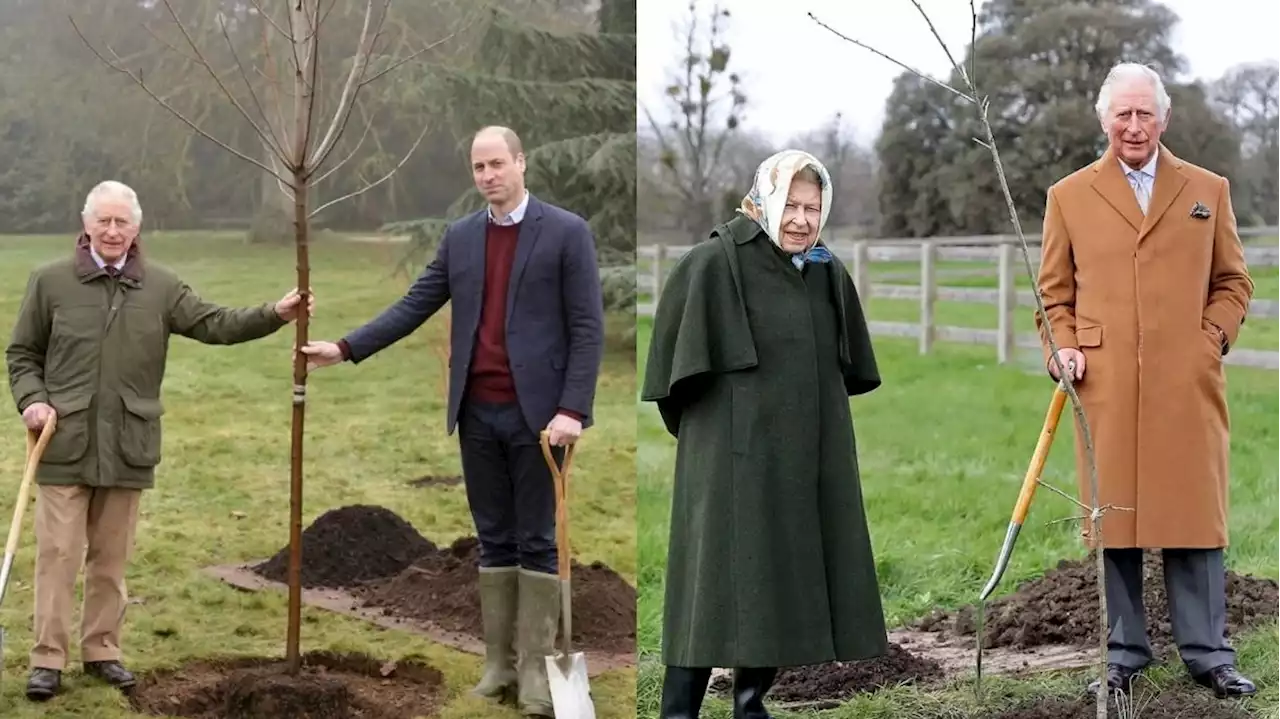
[
  {"xmin": 643, "ymin": 1, "xmax": 746, "ymax": 239},
  {"xmin": 69, "ymin": 0, "xmax": 472, "ymax": 675},
  {"xmin": 809, "ymin": 4, "xmax": 1114, "ymax": 717}
]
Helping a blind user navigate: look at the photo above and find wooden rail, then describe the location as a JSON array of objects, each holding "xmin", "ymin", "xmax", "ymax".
[{"xmin": 636, "ymin": 228, "xmax": 1279, "ymax": 371}]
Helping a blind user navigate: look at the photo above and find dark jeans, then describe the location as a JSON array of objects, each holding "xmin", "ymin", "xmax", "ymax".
[{"xmin": 458, "ymin": 400, "xmax": 560, "ymax": 574}]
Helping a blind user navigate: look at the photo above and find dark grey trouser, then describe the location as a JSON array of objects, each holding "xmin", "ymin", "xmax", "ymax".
[
  {"xmin": 457, "ymin": 400, "xmax": 561, "ymax": 574},
  {"xmin": 1105, "ymin": 547, "xmax": 1235, "ymax": 675}
]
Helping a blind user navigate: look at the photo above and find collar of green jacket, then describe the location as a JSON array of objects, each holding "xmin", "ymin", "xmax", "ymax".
[{"xmin": 74, "ymin": 232, "xmax": 145, "ymax": 286}]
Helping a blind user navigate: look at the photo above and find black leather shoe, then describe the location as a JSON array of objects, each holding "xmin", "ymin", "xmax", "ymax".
[
  {"xmin": 25, "ymin": 668, "xmax": 61, "ymax": 701},
  {"xmin": 1193, "ymin": 664, "xmax": 1256, "ymax": 698},
  {"xmin": 732, "ymin": 667, "xmax": 778, "ymax": 719},
  {"xmin": 85, "ymin": 660, "xmax": 137, "ymax": 690},
  {"xmin": 1086, "ymin": 663, "xmax": 1139, "ymax": 696},
  {"xmin": 659, "ymin": 665, "xmax": 712, "ymax": 719}
]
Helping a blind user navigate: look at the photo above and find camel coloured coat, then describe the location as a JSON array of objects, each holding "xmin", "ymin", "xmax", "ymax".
[{"xmin": 1035, "ymin": 145, "xmax": 1254, "ymax": 549}]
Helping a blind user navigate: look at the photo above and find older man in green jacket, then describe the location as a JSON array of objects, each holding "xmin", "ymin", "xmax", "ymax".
[{"xmin": 5, "ymin": 180, "xmax": 311, "ymax": 702}]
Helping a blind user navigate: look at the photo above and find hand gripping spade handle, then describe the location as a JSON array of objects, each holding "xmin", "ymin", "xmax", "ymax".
[
  {"xmin": 979, "ymin": 361, "xmax": 1073, "ymax": 601},
  {"xmin": 0, "ymin": 417, "xmax": 58, "ymax": 658}
]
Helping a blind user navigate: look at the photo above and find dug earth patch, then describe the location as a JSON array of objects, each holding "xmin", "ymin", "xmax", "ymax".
[
  {"xmin": 206, "ymin": 504, "xmax": 636, "ymax": 674},
  {"xmin": 709, "ymin": 642, "xmax": 945, "ymax": 708},
  {"xmin": 916, "ymin": 553, "xmax": 1279, "ymax": 653},
  {"xmin": 129, "ymin": 651, "xmax": 445, "ymax": 719}
]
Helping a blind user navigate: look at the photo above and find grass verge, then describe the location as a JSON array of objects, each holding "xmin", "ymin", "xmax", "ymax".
[
  {"xmin": 0, "ymin": 232, "xmax": 637, "ymax": 718},
  {"xmin": 634, "ymin": 313, "xmax": 1278, "ymax": 718}
]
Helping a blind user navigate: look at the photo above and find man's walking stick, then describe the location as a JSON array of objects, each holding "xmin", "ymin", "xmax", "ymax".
[
  {"xmin": 0, "ymin": 417, "xmax": 57, "ymax": 661},
  {"xmin": 979, "ymin": 361, "xmax": 1074, "ymax": 601}
]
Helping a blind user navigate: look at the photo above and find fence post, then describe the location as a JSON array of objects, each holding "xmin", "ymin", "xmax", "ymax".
[
  {"xmin": 652, "ymin": 243, "xmax": 667, "ymax": 301},
  {"xmin": 919, "ymin": 242, "xmax": 936, "ymax": 354},
  {"xmin": 997, "ymin": 242, "xmax": 1016, "ymax": 363},
  {"xmin": 852, "ymin": 241, "xmax": 870, "ymax": 309}
]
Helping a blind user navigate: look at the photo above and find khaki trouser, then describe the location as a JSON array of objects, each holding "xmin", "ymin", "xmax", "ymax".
[{"xmin": 30, "ymin": 485, "xmax": 141, "ymax": 670}]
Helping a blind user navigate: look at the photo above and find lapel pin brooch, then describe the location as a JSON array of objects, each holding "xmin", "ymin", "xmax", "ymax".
[{"xmin": 1190, "ymin": 201, "xmax": 1211, "ymax": 219}]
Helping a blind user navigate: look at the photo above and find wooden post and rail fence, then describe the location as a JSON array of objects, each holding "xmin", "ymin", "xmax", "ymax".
[{"xmin": 636, "ymin": 226, "xmax": 1280, "ymax": 371}]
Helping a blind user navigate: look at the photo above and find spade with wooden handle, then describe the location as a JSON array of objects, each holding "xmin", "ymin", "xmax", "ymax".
[
  {"xmin": 979, "ymin": 361, "xmax": 1073, "ymax": 601},
  {"xmin": 539, "ymin": 430, "xmax": 596, "ymax": 719},
  {"xmin": 0, "ymin": 417, "xmax": 57, "ymax": 660}
]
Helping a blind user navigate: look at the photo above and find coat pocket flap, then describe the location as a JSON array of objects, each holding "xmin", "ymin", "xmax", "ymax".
[
  {"xmin": 49, "ymin": 394, "xmax": 93, "ymax": 416},
  {"xmin": 1076, "ymin": 325, "xmax": 1102, "ymax": 348},
  {"xmin": 121, "ymin": 394, "xmax": 164, "ymax": 420}
]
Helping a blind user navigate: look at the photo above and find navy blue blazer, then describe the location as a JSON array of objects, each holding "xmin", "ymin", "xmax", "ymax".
[{"xmin": 342, "ymin": 195, "xmax": 605, "ymax": 434}]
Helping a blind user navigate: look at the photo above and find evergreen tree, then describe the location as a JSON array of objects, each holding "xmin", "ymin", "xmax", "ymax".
[
  {"xmin": 391, "ymin": 2, "xmax": 636, "ymax": 325},
  {"xmin": 875, "ymin": 0, "xmax": 1241, "ymax": 236}
]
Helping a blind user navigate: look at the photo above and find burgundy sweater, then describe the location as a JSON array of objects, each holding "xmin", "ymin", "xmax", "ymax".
[
  {"xmin": 467, "ymin": 222, "xmax": 521, "ymax": 402},
  {"xmin": 342, "ymin": 219, "xmax": 581, "ymax": 422}
]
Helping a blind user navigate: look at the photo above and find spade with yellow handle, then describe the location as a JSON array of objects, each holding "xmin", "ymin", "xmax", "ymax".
[
  {"xmin": 979, "ymin": 362, "xmax": 1074, "ymax": 601},
  {"xmin": 0, "ymin": 416, "xmax": 57, "ymax": 660}
]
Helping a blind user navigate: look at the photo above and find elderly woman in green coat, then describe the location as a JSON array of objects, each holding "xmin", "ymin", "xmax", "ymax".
[{"xmin": 641, "ymin": 150, "xmax": 888, "ymax": 718}]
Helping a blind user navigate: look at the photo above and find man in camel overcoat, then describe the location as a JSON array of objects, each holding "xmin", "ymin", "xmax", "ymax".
[{"xmin": 1035, "ymin": 62, "xmax": 1255, "ymax": 699}]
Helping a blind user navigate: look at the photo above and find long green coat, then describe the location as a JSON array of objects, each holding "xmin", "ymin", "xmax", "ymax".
[
  {"xmin": 6, "ymin": 236, "xmax": 288, "ymax": 490},
  {"xmin": 641, "ymin": 215, "xmax": 887, "ymax": 668}
]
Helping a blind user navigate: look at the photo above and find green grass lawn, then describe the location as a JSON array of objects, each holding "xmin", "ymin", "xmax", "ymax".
[
  {"xmin": 634, "ymin": 314, "xmax": 1279, "ymax": 718},
  {"xmin": 0, "ymin": 232, "xmax": 637, "ymax": 718}
]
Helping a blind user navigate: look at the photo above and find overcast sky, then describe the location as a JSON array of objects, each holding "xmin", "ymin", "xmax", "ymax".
[{"xmin": 636, "ymin": 0, "xmax": 1280, "ymax": 146}]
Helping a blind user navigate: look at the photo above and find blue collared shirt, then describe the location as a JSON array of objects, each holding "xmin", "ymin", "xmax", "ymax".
[{"xmin": 488, "ymin": 191, "xmax": 530, "ymax": 226}]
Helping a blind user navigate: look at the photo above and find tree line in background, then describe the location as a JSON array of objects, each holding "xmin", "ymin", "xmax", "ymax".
[
  {"xmin": 0, "ymin": 0, "xmax": 634, "ymax": 268},
  {"xmin": 639, "ymin": 0, "xmax": 1279, "ymax": 240}
]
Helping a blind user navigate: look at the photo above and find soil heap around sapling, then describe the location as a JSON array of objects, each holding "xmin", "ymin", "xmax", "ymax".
[
  {"xmin": 129, "ymin": 651, "xmax": 445, "ymax": 719},
  {"xmin": 916, "ymin": 552, "xmax": 1278, "ymax": 651},
  {"xmin": 709, "ymin": 643, "xmax": 943, "ymax": 704},
  {"xmin": 357, "ymin": 536, "xmax": 637, "ymax": 655},
  {"xmin": 252, "ymin": 505, "xmax": 437, "ymax": 589},
  {"xmin": 979, "ymin": 684, "xmax": 1254, "ymax": 719}
]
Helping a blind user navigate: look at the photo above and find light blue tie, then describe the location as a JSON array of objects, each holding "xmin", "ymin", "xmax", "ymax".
[{"xmin": 1127, "ymin": 170, "xmax": 1150, "ymax": 214}]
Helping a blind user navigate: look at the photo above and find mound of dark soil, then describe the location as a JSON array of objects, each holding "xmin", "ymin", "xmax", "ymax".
[
  {"xmin": 129, "ymin": 651, "xmax": 445, "ymax": 719},
  {"xmin": 252, "ymin": 505, "xmax": 437, "ymax": 589},
  {"xmin": 357, "ymin": 536, "xmax": 636, "ymax": 655},
  {"xmin": 709, "ymin": 643, "xmax": 943, "ymax": 704},
  {"xmin": 980, "ymin": 685, "xmax": 1253, "ymax": 719},
  {"xmin": 917, "ymin": 553, "xmax": 1279, "ymax": 651}
]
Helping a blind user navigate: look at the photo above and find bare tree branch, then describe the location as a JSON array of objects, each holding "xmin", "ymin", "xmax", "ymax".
[
  {"xmin": 307, "ymin": 0, "xmax": 378, "ymax": 170},
  {"xmin": 67, "ymin": 14, "xmax": 291, "ymax": 184},
  {"xmin": 218, "ymin": 13, "xmax": 286, "ymax": 156},
  {"xmin": 807, "ymin": 12, "xmax": 976, "ymax": 104},
  {"xmin": 907, "ymin": 0, "xmax": 971, "ymax": 87},
  {"xmin": 312, "ymin": 100, "xmax": 377, "ymax": 186},
  {"xmin": 246, "ymin": 0, "xmax": 295, "ymax": 42},
  {"xmin": 358, "ymin": 19, "xmax": 471, "ymax": 86},
  {"xmin": 308, "ymin": 116, "xmax": 430, "ymax": 219},
  {"xmin": 157, "ymin": 0, "xmax": 291, "ymax": 166},
  {"xmin": 1035, "ymin": 478, "xmax": 1092, "ymax": 514},
  {"xmin": 261, "ymin": 19, "xmax": 294, "ymax": 158}
]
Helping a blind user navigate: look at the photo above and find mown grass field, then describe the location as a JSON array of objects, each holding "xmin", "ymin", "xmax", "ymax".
[
  {"xmin": 634, "ymin": 307, "xmax": 1279, "ymax": 717},
  {"xmin": 0, "ymin": 232, "xmax": 636, "ymax": 718}
]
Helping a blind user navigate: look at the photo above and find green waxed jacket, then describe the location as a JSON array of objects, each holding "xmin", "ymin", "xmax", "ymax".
[{"xmin": 5, "ymin": 236, "xmax": 289, "ymax": 489}]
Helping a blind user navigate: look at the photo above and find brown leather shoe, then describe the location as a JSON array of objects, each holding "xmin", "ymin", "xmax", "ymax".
[
  {"xmin": 1193, "ymin": 664, "xmax": 1256, "ymax": 698},
  {"xmin": 84, "ymin": 660, "xmax": 137, "ymax": 690},
  {"xmin": 1086, "ymin": 663, "xmax": 1140, "ymax": 696}
]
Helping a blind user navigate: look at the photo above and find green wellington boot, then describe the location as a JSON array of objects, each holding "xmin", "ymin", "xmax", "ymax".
[
  {"xmin": 516, "ymin": 568, "xmax": 562, "ymax": 717},
  {"xmin": 471, "ymin": 566, "xmax": 519, "ymax": 702}
]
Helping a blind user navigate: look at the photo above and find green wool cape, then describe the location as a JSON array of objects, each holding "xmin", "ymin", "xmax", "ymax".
[{"xmin": 641, "ymin": 214, "xmax": 888, "ymax": 668}]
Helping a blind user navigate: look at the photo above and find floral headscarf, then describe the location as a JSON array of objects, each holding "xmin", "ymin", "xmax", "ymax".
[{"xmin": 737, "ymin": 149, "xmax": 834, "ymax": 266}]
